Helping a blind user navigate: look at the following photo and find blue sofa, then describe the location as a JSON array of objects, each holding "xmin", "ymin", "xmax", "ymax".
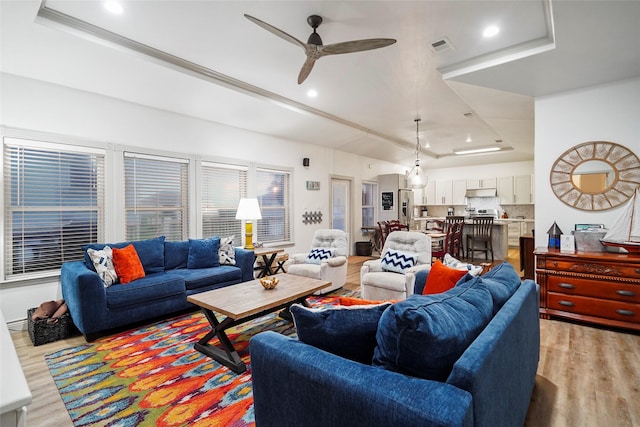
[
  {"xmin": 61, "ymin": 236, "xmax": 254, "ymax": 340},
  {"xmin": 250, "ymin": 264, "xmax": 540, "ymax": 427}
]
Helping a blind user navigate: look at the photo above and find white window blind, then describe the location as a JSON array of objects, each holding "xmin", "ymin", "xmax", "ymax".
[
  {"xmin": 3, "ymin": 138, "xmax": 104, "ymax": 278},
  {"xmin": 362, "ymin": 181, "xmax": 377, "ymax": 227},
  {"xmin": 124, "ymin": 152, "xmax": 188, "ymax": 241},
  {"xmin": 201, "ymin": 161, "xmax": 247, "ymax": 239},
  {"xmin": 256, "ymin": 167, "xmax": 291, "ymax": 244}
]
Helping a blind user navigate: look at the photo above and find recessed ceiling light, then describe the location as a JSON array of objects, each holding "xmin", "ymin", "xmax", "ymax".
[
  {"xmin": 306, "ymin": 89, "xmax": 318, "ymax": 98},
  {"xmin": 483, "ymin": 25, "xmax": 500, "ymax": 38},
  {"xmin": 104, "ymin": 1, "xmax": 123, "ymax": 14},
  {"xmin": 466, "ymin": 135, "xmax": 472, "ymax": 143}
]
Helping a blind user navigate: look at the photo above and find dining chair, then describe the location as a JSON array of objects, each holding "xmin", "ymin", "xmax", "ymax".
[
  {"xmin": 432, "ymin": 221, "xmax": 464, "ymax": 260},
  {"xmin": 444, "ymin": 216, "xmax": 466, "ymax": 257},
  {"xmin": 465, "ymin": 216, "xmax": 494, "ymax": 262}
]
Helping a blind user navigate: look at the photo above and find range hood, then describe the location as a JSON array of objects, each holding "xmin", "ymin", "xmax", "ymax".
[{"xmin": 465, "ymin": 188, "xmax": 497, "ymax": 198}]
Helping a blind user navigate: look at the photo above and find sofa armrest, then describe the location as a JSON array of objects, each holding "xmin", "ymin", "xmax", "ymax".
[
  {"xmin": 233, "ymin": 248, "xmax": 255, "ymax": 282},
  {"xmin": 60, "ymin": 261, "xmax": 107, "ymax": 337},
  {"xmin": 361, "ymin": 259, "xmax": 384, "ymax": 273},
  {"xmin": 446, "ymin": 280, "xmax": 540, "ymax": 427},
  {"xmin": 326, "ymin": 256, "xmax": 347, "ymax": 267},
  {"xmin": 250, "ymin": 331, "xmax": 473, "ymax": 427}
]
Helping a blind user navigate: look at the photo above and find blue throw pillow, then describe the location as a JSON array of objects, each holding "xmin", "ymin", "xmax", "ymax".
[
  {"xmin": 291, "ymin": 302, "xmax": 391, "ymax": 364},
  {"xmin": 373, "ymin": 285, "xmax": 493, "ymax": 381},
  {"xmin": 187, "ymin": 238, "xmax": 220, "ymax": 269},
  {"xmin": 458, "ymin": 262, "xmax": 521, "ymax": 314},
  {"xmin": 164, "ymin": 240, "xmax": 190, "ymax": 270},
  {"xmin": 305, "ymin": 247, "xmax": 335, "ymax": 265},
  {"xmin": 381, "ymin": 248, "xmax": 418, "ymax": 273}
]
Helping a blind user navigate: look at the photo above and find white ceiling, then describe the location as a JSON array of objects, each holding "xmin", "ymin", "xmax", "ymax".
[{"xmin": 1, "ymin": 0, "xmax": 639, "ymax": 169}]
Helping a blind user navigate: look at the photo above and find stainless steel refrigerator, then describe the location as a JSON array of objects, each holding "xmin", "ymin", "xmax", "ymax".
[{"xmin": 378, "ymin": 174, "xmax": 414, "ymax": 225}]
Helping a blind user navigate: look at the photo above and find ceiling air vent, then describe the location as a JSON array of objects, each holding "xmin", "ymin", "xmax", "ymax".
[{"xmin": 429, "ymin": 37, "xmax": 454, "ymax": 54}]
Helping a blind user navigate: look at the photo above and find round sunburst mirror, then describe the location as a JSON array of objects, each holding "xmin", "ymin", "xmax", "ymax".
[{"xmin": 550, "ymin": 141, "xmax": 640, "ymax": 211}]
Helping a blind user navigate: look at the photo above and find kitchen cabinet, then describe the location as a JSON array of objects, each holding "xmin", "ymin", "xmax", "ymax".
[
  {"xmin": 497, "ymin": 175, "xmax": 534, "ymax": 205},
  {"xmin": 508, "ymin": 222, "xmax": 521, "ymax": 246},
  {"xmin": 452, "ymin": 179, "xmax": 467, "ymax": 205},
  {"xmin": 435, "ymin": 179, "xmax": 453, "ymax": 205},
  {"xmin": 497, "ymin": 176, "xmax": 515, "ymax": 204},
  {"xmin": 424, "ymin": 180, "xmax": 436, "ymax": 205},
  {"xmin": 466, "ymin": 177, "xmax": 496, "ymax": 189},
  {"xmin": 514, "ymin": 175, "xmax": 533, "ymax": 204}
]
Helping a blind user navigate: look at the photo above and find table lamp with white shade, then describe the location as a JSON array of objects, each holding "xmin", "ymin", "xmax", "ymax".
[{"xmin": 235, "ymin": 198, "xmax": 262, "ymax": 250}]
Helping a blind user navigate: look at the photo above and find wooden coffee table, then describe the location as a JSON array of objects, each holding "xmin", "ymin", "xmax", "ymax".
[{"xmin": 187, "ymin": 273, "xmax": 331, "ymax": 373}]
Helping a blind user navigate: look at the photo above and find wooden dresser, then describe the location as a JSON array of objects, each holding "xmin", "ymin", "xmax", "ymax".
[{"xmin": 534, "ymin": 248, "xmax": 640, "ymax": 331}]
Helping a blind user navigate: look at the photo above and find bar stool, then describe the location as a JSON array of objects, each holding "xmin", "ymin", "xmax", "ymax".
[
  {"xmin": 444, "ymin": 216, "xmax": 465, "ymax": 258},
  {"xmin": 466, "ymin": 216, "xmax": 494, "ymax": 262}
]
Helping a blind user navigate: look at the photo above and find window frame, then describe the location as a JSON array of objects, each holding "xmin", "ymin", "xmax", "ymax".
[{"xmin": 255, "ymin": 166, "xmax": 292, "ymax": 245}]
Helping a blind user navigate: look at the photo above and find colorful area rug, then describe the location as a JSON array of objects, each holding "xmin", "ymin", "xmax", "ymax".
[{"xmin": 45, "ymin": 289, "xmax": 356, "ymax": 426}]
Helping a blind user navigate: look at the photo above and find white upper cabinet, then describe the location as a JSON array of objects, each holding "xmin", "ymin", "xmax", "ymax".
[
  {"xmin": 466, "ymin": 177, "xmax": 497, "ymax": 189},
  {"xmin": 435, "ymin": 179, "xmax": 453, "ymax": 205},
  {"xmin": 497, "ymin": 176, "xmax": 514, "ymax": 204},
  {"xmin": 514, "ymin": 175, "xmax": 533, "ymax": 204},
  {"xmin": 452, "ymin": 179, "xmax": 467, "ymax": 205}
]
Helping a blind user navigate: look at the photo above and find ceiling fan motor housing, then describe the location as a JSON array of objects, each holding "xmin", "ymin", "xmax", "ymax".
[{"xmin": 307, "ymin": 15, "xmax": 323, "ymax": 45}]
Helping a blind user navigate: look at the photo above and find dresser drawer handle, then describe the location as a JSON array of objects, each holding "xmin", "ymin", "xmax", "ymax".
[
  {"xmin": 559, "ymin": 300, "xmax": 575, "ymax": 307},
  {"xmin": 616, "ymin": 290, "xmax": 636, "ymax": 297},
  {"xmin": 616, "ymin": 309, "xmax": 635, "ymax": 317},
  {"xmin": 559, "ymin": 283, "xmax": 575, "ymax": 290}
]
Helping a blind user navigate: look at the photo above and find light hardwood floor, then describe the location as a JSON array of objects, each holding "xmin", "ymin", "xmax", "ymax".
[{"xmin": 10, "ymin": 255, "xmax": 640, "ymax": 427}]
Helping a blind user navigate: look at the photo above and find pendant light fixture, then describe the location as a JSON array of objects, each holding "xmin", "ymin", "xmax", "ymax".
[{"xmin": 407, "ymin": 118, "xmax": 426, "ymax": 189}]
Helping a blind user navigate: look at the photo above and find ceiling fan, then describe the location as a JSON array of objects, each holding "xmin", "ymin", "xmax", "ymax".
[{"xmin": 244, "ymin": 14, "xmax": 397, "ymax": 84}]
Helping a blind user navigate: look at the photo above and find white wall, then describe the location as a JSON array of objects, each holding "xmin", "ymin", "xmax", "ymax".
[
  {"xmin": 534, "ymin": 77, "xmax": 640, "ymax": 247},
  {"xmin": 0, "ymin": 73, "xmax": 405, "ymax": 322}
]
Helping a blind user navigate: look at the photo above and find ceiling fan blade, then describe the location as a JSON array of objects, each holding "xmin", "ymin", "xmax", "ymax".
[
  {"xmin": 298, "ymin": 57, "xmax": 316, "ymax": 84},
  {"xmin": 321, "ymin": 38, "xmax": 396, "ymax": 55},
  {"xmin": 244, "ymin": 14, "xmax": 306, "ymax": 50}
]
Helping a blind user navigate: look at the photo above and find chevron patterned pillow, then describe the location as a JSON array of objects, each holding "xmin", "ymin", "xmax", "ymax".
[
  {"xmin": 381, "ymin": 249, "xmax": 418, "ymax": 274},
  {"xmin": 305, "ymin": 247, "xmax": 335, "ymax": 265}
]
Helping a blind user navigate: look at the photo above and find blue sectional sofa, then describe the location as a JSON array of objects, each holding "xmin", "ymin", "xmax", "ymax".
[
  {"xmin": 250, "ymin": 263, "xmax": 540, "ymax": 427},
  {"xmin": 61, "ymin": 236, "xmax": 254, "ymax": 340}
]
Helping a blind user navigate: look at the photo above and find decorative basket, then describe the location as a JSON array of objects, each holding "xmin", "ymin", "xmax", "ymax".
[
  {"xmin": 259, "ymin": 276, "xmax": 279, "ymax": 290},
  {"xmin": 27, "ymin": 308, "xmax": 77, "ymax": 346}
]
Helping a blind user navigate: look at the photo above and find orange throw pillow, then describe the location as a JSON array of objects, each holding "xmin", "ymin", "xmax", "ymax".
[
  {"xmin": 112, "ymin": 244, "xmax": 146, "ymax": 284},
  {"xmin": 422, "ymin": 259, "xmax": 467, "ymax": 295},
  {"xmin": 339, "ymin": 296, "xmax": 399, "ymax": 306}
]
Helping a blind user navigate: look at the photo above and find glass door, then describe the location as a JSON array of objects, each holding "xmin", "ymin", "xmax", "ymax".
[{"xmin": 331, "ymin": 178, "xmax": 351, "ymax": 237}]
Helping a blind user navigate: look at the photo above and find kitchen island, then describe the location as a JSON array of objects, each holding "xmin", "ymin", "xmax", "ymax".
[{"xmin": 415, "ymin": 217, "xmax": 509, "ymax": 261}]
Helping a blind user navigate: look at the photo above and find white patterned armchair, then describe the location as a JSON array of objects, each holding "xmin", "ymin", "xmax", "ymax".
[
  {"xmin": 284, "ymin": 229, "xmax": 349, "ymax": 294},
  {"xmin": 360, "ymin": 231, "xmax": 432, "ymax": 301}
]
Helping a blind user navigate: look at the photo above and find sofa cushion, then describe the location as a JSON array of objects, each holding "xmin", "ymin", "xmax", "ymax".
[
  {"xmin": 83, "ymin": 236, "xmax": 165, "ymax": 274},
  {"xmin": 373, "ymin": 284, "xmax": 493, "ymax": 381},
  {"xmin": 106, "ymin": 273, "xmax": 185, "ymax": 309},
  {"xmin": 458, "ymin": 262, "xmax": 521, "ymax": 314},
  {"xmin": 305, "ymin": 247, "xmax": 335, "ymax": 265},
  {"xmin": 173, "ymin": 265, "xmax": 242, "ymax": 290},
  {"xmin": 381, "ymin": 248, "xmax": 418, "ymax": 273},
  {"xmin": 291, "ymin": 302, "xmax": 391, "ymax": 364},
  {"xmin": 164, "ymin": 240, "xmax": 190, "ymax": 270},
  {"xmin": 187, "ymin": 238, "xmax": 220, "ymax": 269},
  {"xmin": 112, "ymin": 244, "xmax": 146, "ymax": 284},
  {"xmin": 443, "ymin": 253, "xmax": 483, "ymax": 277},
  {"xmin": 423, "ymin": 259, "xmax": 468, "ymax": 295}
]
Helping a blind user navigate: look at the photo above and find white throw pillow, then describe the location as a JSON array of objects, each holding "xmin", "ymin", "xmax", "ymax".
[
  {"xmin": 87, "ymin": 245, "xmax": 118, "ymax": 287},
  {"xmin": 305, "ymin": 247, "xmax": 335, "ymax": 265},
  {"xmin": 443, "ymin": 253, "xmax": 482, "ymax": 276},
  {"xmin": 381, "ymin": 249, "xmax": 418, "ymax": 274},
  {"xmin": 219, "ymin": 235, "xmax": 236, "ymax": 265}
]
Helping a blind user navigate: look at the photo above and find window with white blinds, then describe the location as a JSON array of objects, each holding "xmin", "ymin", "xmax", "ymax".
[
  {"xmin": 201, "ymin": 161, "xmax": 247, "ymax": 239},
  {"xmin": 362, "ymin": 181, "xmax": 377, "ymax": 227},
  {"xmin": 3, "ymin": 138, "xmax": 104, "ymax": 278},
  {"xmin": 124, "ymin": 152, "xmax": 188, "ymax": 242},
  {"xmin": 256, "ymin": 167, "xmax": 291, "ymax": 244}
]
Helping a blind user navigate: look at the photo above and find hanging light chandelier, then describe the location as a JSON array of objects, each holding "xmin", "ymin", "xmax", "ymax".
[{"xmin": 407, "ymin": 118, "xmax": 426, "ymax": 189}]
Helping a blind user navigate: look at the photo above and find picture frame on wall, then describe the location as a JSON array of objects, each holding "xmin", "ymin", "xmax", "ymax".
[{"xmin": 382, "ymin": 191, "xmax": 394, "ymax": 211}]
